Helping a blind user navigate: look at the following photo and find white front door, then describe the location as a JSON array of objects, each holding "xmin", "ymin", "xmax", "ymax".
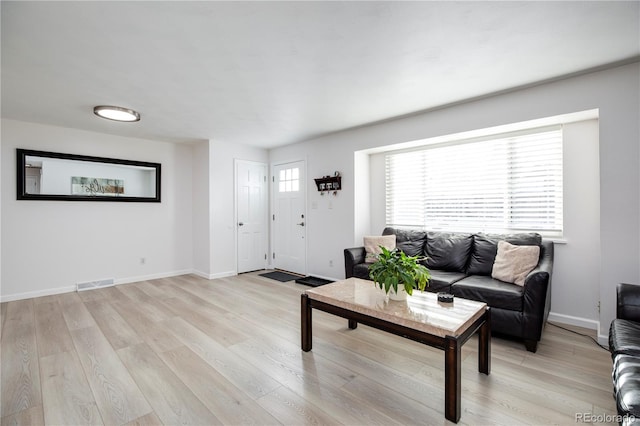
[
  {"xmin": 236, "ymin": 160, "xmax": 268, "ymax": 273},
  {"xmin": 273, "ymin": 161, "xmax": 306, "ymax": 275}
]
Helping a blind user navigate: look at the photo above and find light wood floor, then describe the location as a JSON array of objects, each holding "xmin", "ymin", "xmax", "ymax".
[{"xmin": 1, "ymin": 272, "xmax": 617, "ymax": 425}]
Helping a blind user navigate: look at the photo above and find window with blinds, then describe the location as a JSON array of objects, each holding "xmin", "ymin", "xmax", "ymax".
[{"xmin": 385, "ymin": 128, "xmax": 563, "ymax": 237}]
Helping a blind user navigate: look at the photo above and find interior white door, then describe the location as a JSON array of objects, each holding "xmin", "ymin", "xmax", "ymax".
[
  {"xmin": 25, "ymin": 168, "xmax": 41, "ymax": 194},
  {"xmin": 273, "ymin": 161, "xmax": 306, "ymax": 275},
  {"xmin": 236, "ymin": 160, "xmax": 267, "ymax": 273},
  {"xmin": 26, "ymin": 175, "xmax": 40, "ymax": 194}
]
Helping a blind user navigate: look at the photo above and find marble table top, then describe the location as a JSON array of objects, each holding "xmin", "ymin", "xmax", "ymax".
[{"xmin": 305, "ymin": 277, "xmax": 487, "ymax": 338}]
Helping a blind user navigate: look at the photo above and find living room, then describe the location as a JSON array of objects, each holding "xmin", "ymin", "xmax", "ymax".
[{"xmin": 2, "ymin": 1, "xmax": 639, "ymax": 425}]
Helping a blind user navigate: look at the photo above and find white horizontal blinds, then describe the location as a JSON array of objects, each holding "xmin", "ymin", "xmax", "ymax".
[
  {"xmin": 385, "ymin": 151, "xmax": 429, "ymax": 227},
  {"xmin": 385, "ymin": 128, "xmax": 563, "ymax": 237},
  {"xmin": 506, "ymin": 130, "xmax": 563, "ymax": 234}
]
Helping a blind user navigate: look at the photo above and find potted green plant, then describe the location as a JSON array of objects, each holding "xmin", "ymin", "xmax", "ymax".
[{"xmin": 368, "ymin": 246, "xmax": 431, "ymax": 301}]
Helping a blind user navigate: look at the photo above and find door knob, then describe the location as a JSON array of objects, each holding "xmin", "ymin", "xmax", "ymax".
[
  {"xmin": 297, "ymin": 222, "xmax": 305, "ymax": 227},
  {"xmin": 238, "ymin": 222, "xmax": 244, "ymax": 227}
]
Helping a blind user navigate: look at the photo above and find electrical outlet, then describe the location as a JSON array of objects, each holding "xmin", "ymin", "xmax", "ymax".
[{"xmin": 140, "ymin": 257, "xmax": 146, "ymax": 265}]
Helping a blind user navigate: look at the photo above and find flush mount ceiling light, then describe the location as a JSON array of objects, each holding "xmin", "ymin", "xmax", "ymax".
[{"xmin": 93, "ymin": 105, "xmax": 141, "ymax": 122}]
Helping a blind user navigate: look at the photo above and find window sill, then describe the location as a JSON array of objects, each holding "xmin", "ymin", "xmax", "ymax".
[{"xmin": 549, "ymin": 238, "xmax": 567, "ymax": 244}]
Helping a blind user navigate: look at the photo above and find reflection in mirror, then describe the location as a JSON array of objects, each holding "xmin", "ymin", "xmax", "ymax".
[
  {"xmin": 24, "ymin": 156, "xmax": 156, "ymax": 197},
  {"xmin": 18, "ymin": 149, "xmax": 161, "ymax": 202}
]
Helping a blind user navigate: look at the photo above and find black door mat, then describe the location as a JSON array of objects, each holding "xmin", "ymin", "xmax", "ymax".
[
  {"xmin": 295, "ymin": 276, "xmax": 334, "ymax": 287},
  {"xmin": 259, "ymin": 271, "xmax": 302, "ymax": 282}
]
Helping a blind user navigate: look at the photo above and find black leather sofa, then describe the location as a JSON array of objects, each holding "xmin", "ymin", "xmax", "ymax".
[
  {"xmin": 609, "ymin": 283, "xmax": 640, "ymax": 424},
  {"xmin": 344, "ymin": 227, "xmax": 554, "ymax": 352}
]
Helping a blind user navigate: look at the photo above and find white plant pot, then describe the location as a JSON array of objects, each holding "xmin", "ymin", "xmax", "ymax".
[{"xmin": 388, "ymin": 286, "xmax": 408, "ymax": 301}]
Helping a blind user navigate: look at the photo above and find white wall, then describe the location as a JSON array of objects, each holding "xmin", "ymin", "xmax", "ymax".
[
  {"xmin": 1, "ymin": 119, "xmax": 194, "ymax": 301},
  {"xmin": 270, "ymin": 62, "xmax": 640, "ymax": 339},
  {"xmin": 192, "ymin": 140, "xmax": 211, "ymax": 277},
  {"xmin": 353, "ymin": 151, "xmax": 371, "ymax": 247},
  {"xmin": 555, "ymin": 120, "xmax": 601, "ymax": 324},
  {"xmin": 369, "ymin": 153, "xmax": 386, "ymax": 234},
  {"xmin": 0, "ymin": 119, "xmax": 3, "ymax": 298},
  {"xmin": 191, "ymin": 139, "xmax": 268, "ymax": 279}
]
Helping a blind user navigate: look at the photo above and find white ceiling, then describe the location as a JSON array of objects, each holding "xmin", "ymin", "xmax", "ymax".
[{"xmin": 2, "ymin": 1, "xmax": 639, "ymax": 148}]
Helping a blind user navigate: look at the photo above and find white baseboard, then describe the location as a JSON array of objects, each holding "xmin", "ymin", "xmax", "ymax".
[
  {"xmin": 115, "ymin": 269, "xmax": 193, "ymax": 285},
  {"xmin": 547, "ymin": 311, "xmax": 607, "ymax": 345},
  {"xmin": 306, "ymin": 273, "xmax": 341, "ymax": 282},
  {"xmin": 1, "ymin": 268, "xmax": 195, "ymax": 302},
  {"xmin": 0, "ymin": 285, "xmax": 76, "ymax": 302},
  {"xmin": 597, "ymin": 334, "xmax": 608, "ymax": 346},
  {"xmin": 191, "ymin": 270, "xmax": 237, "ymax": 280},
  {"xmin": 547, "ymin": 311, "xmax": 599, "ymax": 330},
  {"xmin": 191, "ymin": 270, "xmax": 210, "ymax": 279}
]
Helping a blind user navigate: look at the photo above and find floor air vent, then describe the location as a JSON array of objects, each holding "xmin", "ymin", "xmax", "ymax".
[{"xmin": 77, "ymin": 278, "xmax": 115, "ymax": 292}]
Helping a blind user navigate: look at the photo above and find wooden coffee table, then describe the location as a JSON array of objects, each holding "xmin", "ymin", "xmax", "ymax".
[{"xmin": 301, "ymin": 277, "xmax": 490, "ymax": 423}]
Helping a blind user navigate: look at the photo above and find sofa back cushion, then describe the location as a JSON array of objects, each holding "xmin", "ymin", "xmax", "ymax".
[
  {"xmin": 468, "ymin": 232, "xmax": 542, "ymax": 276},
  {"xmin": 382, "ymin": 227, "xmax": 427, "ymax": 257},
  {"xmin": 424, "ymin": 232, "xmax": 473, "ymax": 272}
]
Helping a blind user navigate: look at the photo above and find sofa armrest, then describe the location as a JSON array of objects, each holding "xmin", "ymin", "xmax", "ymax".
[
  {"xmin": 344, "ymin": 247, "xmax": 366, "ymax": 279},
  {"xmin": 522, "ymin": 241, "xmax": 554, "ymax": 340},
  {"xmin": 617, "ymin": 283, "xmax": 640, "ymax": 321}
]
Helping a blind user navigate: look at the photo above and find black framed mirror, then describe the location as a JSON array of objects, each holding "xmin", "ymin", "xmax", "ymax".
[{"xmin": 17, "ymin": 149, "xmax": 161, "ymax": 202}]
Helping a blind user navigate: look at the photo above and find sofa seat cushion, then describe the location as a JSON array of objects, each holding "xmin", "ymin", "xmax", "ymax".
[
  {"xmin": 352, "ymin": 263, "xmax": 371, "ymax": 280},
  {"xmin": 610, "ymin": 319, "xmax": 640, "ymax": 357},
  {"xmin": 427, "ymin": 270, "xmax": 466, "ymax": 292},
  {"xmin": 451, "ymin": 275, "xmax": 524, "ymax": 311}
]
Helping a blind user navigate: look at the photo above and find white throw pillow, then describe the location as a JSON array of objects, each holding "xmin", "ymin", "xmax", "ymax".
[
  {"xmin": 363, "ymin": 235, "xmax": 396, "ymax": 263},
  {"xmin": 491, "ymin": 240, "xmax": 540, "ymax": 286}
]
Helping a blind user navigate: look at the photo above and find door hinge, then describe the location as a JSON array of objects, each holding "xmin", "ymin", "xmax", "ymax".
[
  {"xmin": 597, "ymin": 301, "xmax": 601, "ymax": 313},
  {"xmin": 272, "ymin": 176, "xmax": 275, "ymax": 182},
  {"xmin": 264, "ymin": 253, "xmax": 267, "ymax": 260},
  {"xmin": 273, "ymin": 253, "xmax": 275, "ymax": 259},
  {"xmin": 273, "ymin": 214, "xmax": 275, "ymax": 221}
]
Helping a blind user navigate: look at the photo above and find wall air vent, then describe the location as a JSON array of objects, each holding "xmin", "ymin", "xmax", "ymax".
[{"xmin": 76, "ymin": 278, "xmax": 115, "ymax": 292}]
